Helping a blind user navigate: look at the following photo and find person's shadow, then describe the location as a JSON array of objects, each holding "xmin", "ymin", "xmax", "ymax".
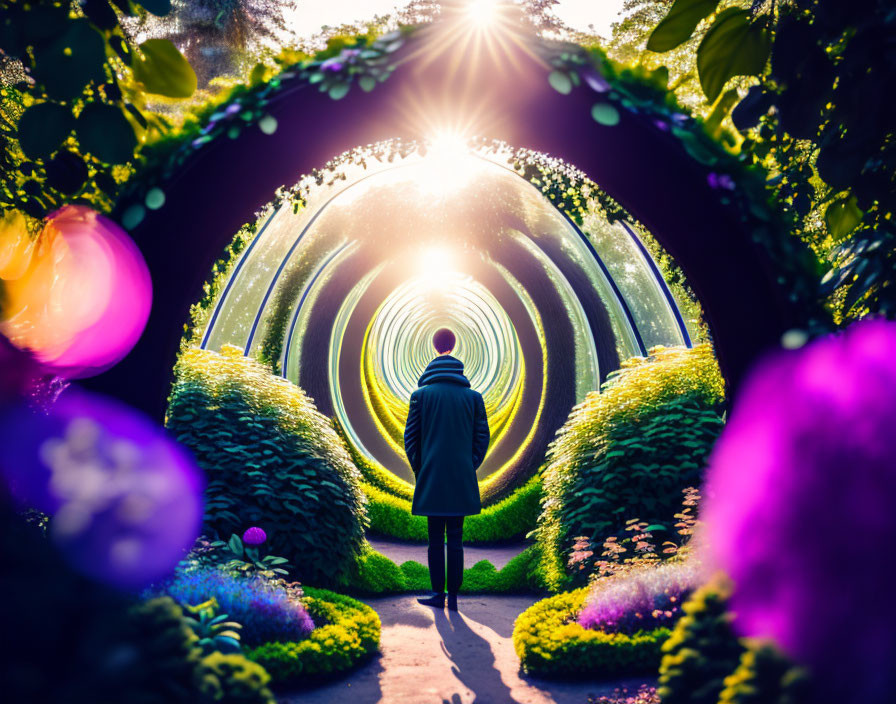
[{"xmin": 433, "ymin": 609, "xmax": 514, "ymax": 704}]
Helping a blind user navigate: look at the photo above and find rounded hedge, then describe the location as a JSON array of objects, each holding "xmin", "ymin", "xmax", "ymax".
[
  {"xmin": 244, "ymin": 587, "xmax": 380, "ymax": 683},
  {"xmin": 537, "ymin": 344, "xmax": 725, "ymax": 591},
  {"xmin": 512, "ymin": 587, "xmax": 670, "ymax": 677},
  {"xmin": 166, "ymin": 346, "xmax": 367, "ymax": 586}
]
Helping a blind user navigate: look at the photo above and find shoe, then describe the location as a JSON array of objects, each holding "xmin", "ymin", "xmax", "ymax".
[
  {"xmin": 417, "ymin": 592, "xmax": 446, "ymax": 608},
  {"xmin": 447, "ymin": 593, "xmax": 458, "ymax": 611}
]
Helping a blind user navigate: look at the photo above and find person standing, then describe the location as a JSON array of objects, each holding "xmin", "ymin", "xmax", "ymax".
[{"xmin": 403, "ymin": 327, "xmax": 490, "ymax": 611}]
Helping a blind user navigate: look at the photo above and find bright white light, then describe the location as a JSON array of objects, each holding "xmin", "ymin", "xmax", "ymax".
[
  {"xmin": 284, "ymin": 1, "xmax": 627, "ymax": 44},
  {"xmin": 419, "ymin": 247, "xmax": 458, "ymax": 289},
  {"xmin": 466, "ymin": 0, "xmax": 500, "ymax": 26},
  {"xmin": 417, "ymin": 131, "xmax": 475, "ymax": 197},
  {"xmin": 428, "ymin": 130, "xmax": 470, "ymax": 159}
]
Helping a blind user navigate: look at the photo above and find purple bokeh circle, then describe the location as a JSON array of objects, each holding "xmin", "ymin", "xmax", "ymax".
[
  {"xmin": 701, "ymin": 319, "xmax": 896, "ymax": 702},
  {"xmin": 0, "ymin": 388, "xmax": 204, "ymax": 590}
]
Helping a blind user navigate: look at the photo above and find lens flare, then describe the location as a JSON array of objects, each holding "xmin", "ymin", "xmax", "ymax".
[{"xmin": 467, "ymin": 0, "xmax": 500, "ymax": 26}]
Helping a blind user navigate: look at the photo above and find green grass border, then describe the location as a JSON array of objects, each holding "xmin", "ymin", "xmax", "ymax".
[
  {"xmin": 363, "ymin": 474, "xmax": 543, "ymax": 543},
  {"xmin": 512, "ymin": 587, "xmax": 671, "ymax": 677},
  {"xmin": 339, "ymin": 543, "xmax": 547, "ymax": 595},
  {"xmin": 244, "ymin": 587, "xmax": 380, "ymax": 685}
]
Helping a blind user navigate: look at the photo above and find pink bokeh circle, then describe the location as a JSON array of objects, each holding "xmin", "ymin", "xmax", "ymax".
[{"xmin": 0, "ymin": 205, "xmax": 152, "ymax": 379}]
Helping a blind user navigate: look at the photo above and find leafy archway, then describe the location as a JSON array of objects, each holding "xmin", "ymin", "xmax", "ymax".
[{"xmin": 84, "ymin": 13, "xmax": 818, "ymax": 418}]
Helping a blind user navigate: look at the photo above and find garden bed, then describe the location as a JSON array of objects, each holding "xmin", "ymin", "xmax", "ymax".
[
  {"xmin": 244, "ymin": 587, "xmax": 380, "ymax": 685},
  {"xmin": 512, "ymin": 588, "xmax": 670, "ymax": 678}
]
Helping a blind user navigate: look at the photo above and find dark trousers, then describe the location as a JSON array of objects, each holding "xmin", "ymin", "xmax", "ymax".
[{"xmin": 427, "ymin": 516, "xmax": 464, "ymax": 594}]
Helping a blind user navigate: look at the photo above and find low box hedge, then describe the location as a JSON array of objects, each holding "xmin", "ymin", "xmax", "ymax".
[
  {"xmin": 341, "ymin": 543, "xmax": 547, "ymax": 595},
  {"xmin": 244, "ymin": 587, "xmax": 380, "ymax": 684},
  {"xmin": 364, "ymin": 474, "xmax": 543, "ymax": 543},
  {"xmin": 512, "ymin": 587, "xmax": 670, "ymax": 677}
]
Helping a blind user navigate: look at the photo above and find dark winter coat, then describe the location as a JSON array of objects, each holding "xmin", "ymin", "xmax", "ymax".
[{"xmin": 403, "ymin": 355, "xmax": 490, "ymax": 516}]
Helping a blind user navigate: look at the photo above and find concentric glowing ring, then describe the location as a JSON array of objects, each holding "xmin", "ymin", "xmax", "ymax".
[
  {"xmin": 359, "ymin": 272, "xmax": 523, "ymax": 458},
  {"xmin": 195, "ymin": 139, "xmax": 702, "ymax": 502}
]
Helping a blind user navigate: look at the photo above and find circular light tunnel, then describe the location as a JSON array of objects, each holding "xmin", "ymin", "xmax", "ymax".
[{"xmin": 196, "ymin": 140, "xmax": 696, "ymax": 496}]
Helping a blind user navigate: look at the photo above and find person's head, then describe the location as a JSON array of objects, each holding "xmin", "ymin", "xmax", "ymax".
[{"xmin": 432, "ymin": 328, "xmax": 456, "ymax": 355}]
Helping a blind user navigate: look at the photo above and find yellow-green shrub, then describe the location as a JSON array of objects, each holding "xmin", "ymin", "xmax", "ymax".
[
  {"xmin": 363, "ymin": 474, "xmax": 543, "ymax": 542},
  {"xmin": 512, "ymin": 587, "xmax": 670, "ymax": 676},
  {"xmin": 244, "ymin": 588, "xmax": 380, "ymax": 683},
  {"xmin": 197, "ymin": 652, "xmax": 275, "ymax": 704},
  {"xmin": 537, "ymin": 345, "xmax": 725, "ymax": 591}
]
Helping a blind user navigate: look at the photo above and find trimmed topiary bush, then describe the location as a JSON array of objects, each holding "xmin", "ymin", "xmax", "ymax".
[
  {"xmin": 342, "ymin": 543, "xmax": 410, "ymax": 594},
  {"xmin": 717, "ymin": 643, "xmax": 811, "ymax": 704},
  {"xmin": 512, "ymin": 587, "xmax": 670, "ymax": 677},
  {"xmin": 537, "ymin": 345, "xmax": 724, "ymax": 591},
  {"xmin": 166, "ymin": 346, "xmax": 367, "ymax": 586},
  {"xmin": 657, "ymin": 579, "xmax": 812, "ymax": 704},
  {"xmin": 245, "ymin": 587, "xmax": 380, "ymax": 683}
]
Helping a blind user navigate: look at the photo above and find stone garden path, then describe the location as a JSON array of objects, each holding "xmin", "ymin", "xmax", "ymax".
[{"xmin": 278, "ymin": 539, "xmax": 650, "ymax": 704}]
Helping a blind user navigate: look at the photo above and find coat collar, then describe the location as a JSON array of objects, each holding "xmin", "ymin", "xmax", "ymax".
[{"xmin": 418, "ymin": 355, "xmax": 471, "ymax": 387}]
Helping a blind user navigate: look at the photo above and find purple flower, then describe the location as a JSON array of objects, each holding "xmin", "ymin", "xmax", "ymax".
[
  {"xmin": 224, "ymin": 103, "xmax": 242, "ymax": 116},
  {"xmin": 701, "ymin": 319, "xmax": 896, "ymax": 704},
  {"xmin": 160, "ymin": 567, "xmax": 314, "ymax": 646},
  {"xmin": 0, "ymin": 389, "xmax": 203, "ymax": 591},
  {"xmin": 583, "ymin": 70, "xmax": 611, "ymax": 94},
  {"xmin": 243, "ymin": 526, "xmax": 266, "ymax": 546},
  {"xmin": 707, "ymin": 172, "xmax": 735, "ymax": 190},
  {"xmin": 578, "ymin": 561, "xmax": 701, "ymax": 634},
  {"xmin": 321, "ymin": 58, "xmax": 344, "ymax": 72}
]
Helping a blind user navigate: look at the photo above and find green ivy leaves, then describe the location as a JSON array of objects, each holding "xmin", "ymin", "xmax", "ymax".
[
  {"xmin": 646, "ymin": 0, "xmax": 719, "ymax": 52},
  {"xmin": 2, "ymin": 0, "xmax": 192, "ymax": 220},
  {"xmin": 648, "ymin": 4, "xmax": 771, "ymax": 104},
  {"xmin": 132, "ymin": 39, "xmax": 197, "ymax": 98},
  {"xmin": 32, "ymin": 19, "xmax": 107, "ymax": 101},
  {"xmin": 76, "ymin": 104, "xmax": 138, "ymax": 164},
  {"xmin": 697, "ymin": 9, "xmax": 771, "ymax": 102},
  {"xmin": 17, "ymin": 102, "xmax": 73, "ymax": 160},
  {"xmin": 825, "ymin": 195, "xmax": 863, "ymax": 241}
]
